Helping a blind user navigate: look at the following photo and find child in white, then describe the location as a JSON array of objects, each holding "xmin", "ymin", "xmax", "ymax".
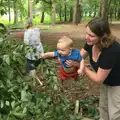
[{"xmin": 24, "ymin": 18, "xmax": 44, "ymax": 85}]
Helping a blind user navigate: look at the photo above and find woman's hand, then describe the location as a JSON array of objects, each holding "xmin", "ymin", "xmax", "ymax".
[
  {"xmin": 65, "ymin": 60, "xmax": 80, "ymax": 68},
  {"xmin": 77, "ymin": 68, "xmax": 85, "ymax": 76}
]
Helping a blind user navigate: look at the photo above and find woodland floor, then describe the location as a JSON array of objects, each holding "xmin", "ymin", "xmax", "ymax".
[{"xmin": 11, "ymin": 22, "xmax": 120, "ymax": 108}]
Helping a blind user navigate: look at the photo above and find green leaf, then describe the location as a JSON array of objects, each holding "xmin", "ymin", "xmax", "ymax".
[
  {"xmin": 0, "ymin": 38, "xmax": 3, "ymax": 44},
  {"xmin": 3, "ymin": 55, "xmax": 10, "ymax": 65},
  {"xmin": 10, "ymin": 112, "xmax": 26, "ymax": 119},
  {"xmin": 21, "ymin": 90, "xmax": 32, "ymax": 102},
  {"xmin": 23, "ymin": 107, "xmax": 27, "ymax": 114},
  {"xmin": 21, "ymin": 90, "xmax": 28, "ymax": 102},
  {"xmin": 11, "ymin": 101, "xmax": 16, "ymax": 109},
  {"xmin": 5, "ymin": 101, "xmax": 10, "ymax": 106}
]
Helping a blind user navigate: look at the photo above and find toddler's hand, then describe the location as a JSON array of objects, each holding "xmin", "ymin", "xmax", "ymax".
[{"xmin": 40, "ymin": 53, "xmax": 45, "ymax": 58}]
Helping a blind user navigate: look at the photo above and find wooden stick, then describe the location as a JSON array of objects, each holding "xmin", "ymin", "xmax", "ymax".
[{"xmin": 74, "ymin": 100, "xmax": 79, "ymax": 114}]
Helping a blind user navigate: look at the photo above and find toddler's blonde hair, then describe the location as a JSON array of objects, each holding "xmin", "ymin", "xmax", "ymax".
[{"xmin": 58, "ymin": 36, "xmax": 73, "ymax": 48}]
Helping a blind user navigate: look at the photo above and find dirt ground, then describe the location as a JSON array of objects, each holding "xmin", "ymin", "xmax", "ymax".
[
  {"xmin": 40, "ymin": 23, "xmax": 120, "ymax": 49},
  {"xmin": 13, "ymin": 23, "xmax": 120, "ymax": 101}
]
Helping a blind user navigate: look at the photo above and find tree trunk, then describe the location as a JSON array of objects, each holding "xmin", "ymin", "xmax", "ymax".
[
  {"xmin": 101, "ymin": 0, "xmax": 111, "ymax": 21},
  {"xmin": 69, "ymin": 6, "xmax": 73, "ymax": 22},
  {"xmin": 64, "ymin": 0, "xmax": 67, "ymax": 22},
  {"xmin": 41, "ymin": 11, "xmax": 44, "ymax": 23},
  {"xmin": 28, "ymin": 0, "xmax": 32, "ymax": 20},
  {"xmin": 93, "ymin": 6, "xmax": 97, "ymax": 18},
  {"xmin": 117, "ymin": 1, "xmax": 120, "ymax": 19},
  {"xmin": 13, "ymin": 0, "xmax": 18, "ymax": 24},
  {"xmin": 73, "ymin": 0, "xmax": 79, "ymax": 24},
  {"xmin": 114, "ymin": 7, "xmax": 117, "ymax": 19},
  {"xmin": 114, "ymin": 0, "xmax": 117, "ymax": 19},
  {"xmin": 59, "ymin": 5, "xmax": 62, "ymax": 21},
  {"xmin": 117, "ymin": 9, "xmax": 120, "ymax": 20},
  {"xmin": 78, "ymin": 4, "xmax": 82, "ymax": 23},
  {"xmin": 8, "ymin": 0, "xmax": 11, "ymax": 22},
  {"xmin": 51, "ymin": 1, "xmax": 56, "ymax": 26},
  {"xmin": 98, "ymin": 0, "xmax": 102, "ymax": 17}
]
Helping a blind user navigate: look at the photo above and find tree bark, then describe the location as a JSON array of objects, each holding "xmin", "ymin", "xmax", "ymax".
[
  {"xmin": 28, "ymin": 0, "xmax": 32, "ymax": 20},
  {"xmin": 98, "ymin": 0, "xmax": 102, "ymax": 17},
  {"xmin": 41, "ymin": 11, "xmax": 45, "ymax": 23},
  {"xmin": 13, "ymin": 0, "xmax": 18, "ymax": 24},
  {"xmin": 59, "ymin": 5, "xmax": 62, "ymax": 21},
  {"xmin": 73, "ymin": 0, "xmax": 81, "ymax": 24},
  {"xmin": 51, "ymin": 1, "xmax": 56, "ymax": 26},
  {"xmin": 8, "ymin": 0, "xmax": 11, "ymax": 22},
  {"xmin": 64, "ymin": 0, "xmax": 67, "ymax": 22},
  {"xmin": 101, "ymin": 0, "xmax": 112, "ymax": 21},
  {"xmin": 69, "ymin": 6, "xmax": 73, "ymax": 22}
]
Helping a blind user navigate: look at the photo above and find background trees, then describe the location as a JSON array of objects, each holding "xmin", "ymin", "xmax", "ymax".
[
  {"xmin": 1, "ymin": 0, "xmax": 120, "ymax": 25},
  {"xmin": 0, "ymin": 0, "xmax": 120, "ymax": 119}
]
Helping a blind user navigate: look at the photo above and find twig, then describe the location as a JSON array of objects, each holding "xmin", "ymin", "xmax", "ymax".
[{"xmin": 74, "ymin": 100, "xmax": 79, "ymax": 114}]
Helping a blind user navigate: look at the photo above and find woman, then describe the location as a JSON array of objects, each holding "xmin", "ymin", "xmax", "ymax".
[
  {"xmin": 66, "ymin": 18, "xmax": 120, "ymax": 120},
  {"xmin": 24, "ymin": 18, "xmax": 44, "ymax": 85}
]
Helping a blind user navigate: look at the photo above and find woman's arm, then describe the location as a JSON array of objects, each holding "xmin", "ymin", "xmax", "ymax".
[
  {"xmin": 77, "ymin": 59, "xmax": 85, "ymax": 75},
  {"xmin": 85, "ymin": 67, "xmax": 111, "ymax": 84},
  {"xmin": 80, "ymin": 48, "xmax": 88, "ymax": 59}
]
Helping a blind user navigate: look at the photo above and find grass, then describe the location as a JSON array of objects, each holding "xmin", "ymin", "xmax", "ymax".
[{"xmin": 1, "ymin": 14, "xmax": 119, "ymax": 30}]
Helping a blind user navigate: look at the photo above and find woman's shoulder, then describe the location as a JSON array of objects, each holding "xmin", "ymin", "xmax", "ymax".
[
  {"xmin": 103, "ymin": 40, "xmax": 120, "ymax": 54},
  {"xmin": 108, "ymin": 40, "xmax": 120, "ymax": 50}
]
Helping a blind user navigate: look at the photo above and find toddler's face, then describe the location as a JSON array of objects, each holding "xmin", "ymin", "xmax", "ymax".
[{"xmin": 57, "ymin": 43, "xmax": 72, "ymax": 56}]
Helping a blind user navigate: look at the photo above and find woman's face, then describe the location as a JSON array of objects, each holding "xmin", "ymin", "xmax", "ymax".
[{"xmin": 85, "ymin": 26, "xmax": 99, "ymax": 45}]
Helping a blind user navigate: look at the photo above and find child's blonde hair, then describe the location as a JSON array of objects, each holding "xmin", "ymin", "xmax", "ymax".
[{"xmin": 58, "ymin": 36, "xmax": 73, "ymax": 48}]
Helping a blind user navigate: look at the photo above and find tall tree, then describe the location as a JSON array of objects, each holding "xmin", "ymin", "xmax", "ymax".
[
  {"xmin": 8, "ymin": 0, "xmax": 11, "ymax": 22},
  {"xmin": 13, "ymin": 0, "xmax": 18, "ymax": 24},
  {"xmin": 100, "ymin": 0, "xmax": 112, "ymax": 21},
  {"xmin": 73, "ymin": 0, "xmax": 82, "ymax": 24},
  {"xmin": 64, "ymin": 0, "xmax": 67, "ymax": 21},
  {"xmin": 28, "ymin": 0, "xmax": 32, "ymax": 19},
  {"xmin": 51, "ymin": 0, "xmax": 56, "ymax": 25}
]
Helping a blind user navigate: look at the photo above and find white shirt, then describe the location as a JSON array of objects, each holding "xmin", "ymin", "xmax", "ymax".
[{"xmin": 24, "ymin": 28, "xmax": 44, "ymax": 60}]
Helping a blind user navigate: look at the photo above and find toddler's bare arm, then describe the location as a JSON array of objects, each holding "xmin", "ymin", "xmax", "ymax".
[{"xmin": 40, "ymin": 52, "xmax": 54, "ymax": 58}]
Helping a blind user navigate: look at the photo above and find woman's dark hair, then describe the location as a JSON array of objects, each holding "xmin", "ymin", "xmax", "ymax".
[
  {"xmin": 87, "ymin": 18, "xmax": 115, "ymax": 50},
  {"xmin": 87, "ymin": 18, "xmax": 111, "ymax": 37}
]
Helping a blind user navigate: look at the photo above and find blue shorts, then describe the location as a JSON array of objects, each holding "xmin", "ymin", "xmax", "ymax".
[{"xmin": 26, "ymin": 58, "xmax": 42, "ymax": 72}]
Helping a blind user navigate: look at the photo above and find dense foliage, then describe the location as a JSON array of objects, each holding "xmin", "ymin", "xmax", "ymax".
[
  {"xmin": 0, "ymin": 32, "xmax": 99, "ymax": 119},
  {"xmin": 0, "ymin": 34, "xmax": 82, "ymax": 120}
]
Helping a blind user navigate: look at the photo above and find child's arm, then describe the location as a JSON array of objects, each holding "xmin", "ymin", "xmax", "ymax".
[
  {"xmin": 24, "ymin": 31, "xmax": 30, "ymax": 45},
  {"xmin": 77, "ymin": 59, "xmax": 85, "ymax": 76},
  {"xmin": 40, "ymin": 52, "xmax": 54, "ymax": 58}
]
